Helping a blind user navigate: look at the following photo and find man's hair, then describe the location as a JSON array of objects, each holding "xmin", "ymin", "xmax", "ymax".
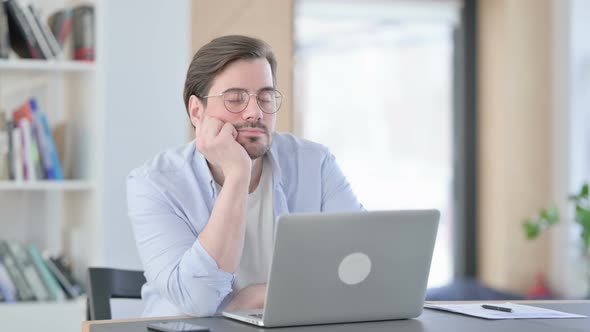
[{"xmin": 183, "ymin": 35, "xmax": 278, "ymax": 114}]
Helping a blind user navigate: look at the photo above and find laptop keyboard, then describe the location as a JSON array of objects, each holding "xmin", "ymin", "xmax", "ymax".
[{"xmin": 249, "ymin": 314, "xmax": 263, "ymax": 319}]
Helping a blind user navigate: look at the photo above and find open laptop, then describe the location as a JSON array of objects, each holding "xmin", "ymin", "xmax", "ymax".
[{"xmin": 222, "ymin": 209, "xmax": 440, "ymax": 328}]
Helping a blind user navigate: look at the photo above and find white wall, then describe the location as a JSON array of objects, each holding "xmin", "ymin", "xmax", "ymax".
[{"xmin": 99, "ymin": 1, "xmax": 191, "ymax": 269}]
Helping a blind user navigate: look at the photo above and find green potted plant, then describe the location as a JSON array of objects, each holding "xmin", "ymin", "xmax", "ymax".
[{"xmin": 523, "ymin": 183, "xmax": 590, "ymax": 298}]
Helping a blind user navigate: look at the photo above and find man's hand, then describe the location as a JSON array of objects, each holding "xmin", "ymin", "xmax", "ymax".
[
  {"xmin": 226, "ymin": 284, "xmax": 267, "ymax": 311},
  {"xmin": 195, "ymin": 116, "xmax": 251, "ymax": 179}
]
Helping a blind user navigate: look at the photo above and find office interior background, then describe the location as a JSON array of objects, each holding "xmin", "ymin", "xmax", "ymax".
[{"xmin": 0, "ymin": 0, "xmax": 589, "ymax": 331}]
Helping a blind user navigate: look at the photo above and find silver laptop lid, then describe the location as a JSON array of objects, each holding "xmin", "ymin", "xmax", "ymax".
[{"xmin": 262, "ymin": 209, "xmax": 440, "ymax": 327}]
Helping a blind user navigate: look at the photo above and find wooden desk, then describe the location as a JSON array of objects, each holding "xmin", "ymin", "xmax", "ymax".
[{"xmin": 82, "ymin": 300, "xmax": 590, "ymax": 332}]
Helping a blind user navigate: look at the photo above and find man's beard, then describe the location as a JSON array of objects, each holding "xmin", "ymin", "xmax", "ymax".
[{"xmin": 234, "ymin": 122, "xmax": 272, "ymax": 160}]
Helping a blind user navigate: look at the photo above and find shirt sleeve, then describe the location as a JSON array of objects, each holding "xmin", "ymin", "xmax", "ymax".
[
  {"xmin": 127, "ymin": 170, "xmax": 234, "ymax": 317},
  {"xmin": 320, "ymin": 151, "xmax": 365, "ymax": 212}
]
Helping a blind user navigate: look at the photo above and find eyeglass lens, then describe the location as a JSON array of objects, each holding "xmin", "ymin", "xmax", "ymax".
[{"xmin": 223, "ymin": 90, "xmax": 282, "ymax": 113}]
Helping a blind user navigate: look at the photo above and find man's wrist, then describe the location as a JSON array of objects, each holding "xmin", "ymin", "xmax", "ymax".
[{"xmin": 223, "ymin": 173, "xmax": 251, "ymax": 191}]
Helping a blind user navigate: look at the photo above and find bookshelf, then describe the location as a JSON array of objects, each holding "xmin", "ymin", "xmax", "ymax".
[
  {"xmin": 1, "ymin": 0, "xmax": 191, "ymax": 330},
  {"xmin": 0, "ymin": 180, "xmax": 94, "ymax": 190},
  {"xmin": 0, "ymin": 296, "xmax": 87, "ymax": 331},
  {"xmin": 0, "ymin": 58, "xmax": 95, "ymax": 72},
  {"xmin": 0, "ymin": 0, "xmax": 99, "ymax": 331}
]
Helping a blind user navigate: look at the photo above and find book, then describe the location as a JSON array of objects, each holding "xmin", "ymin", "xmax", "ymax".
[
  {"xmin": 4, "ymin": 0, "xmax": 43, "ymax": 59},
  {"xmin": 0, "ymin": 111, "xmax": 9, "ymax": 180},
  {"xmin": 20, "ymin": 3, "xmax": 53, "ymax": 59},
  {"xmin": 30, "ymin": 99, "xmax": 59, "ymax": 179},
  {"xmin": 47, "ymin": 8, "xmax": 72, "ymax": 50},
  {"xmin": 10, "ymin": 124, "xmax": 23, "ymax": 181},
  {"xmin": 27, "ymin": 244, "xmax": 66, "ymax": 301},
  {"xmin": 28, "ymin": 5, "xmax": 62, "ymax": 58},
  {"xmin": 0, "ymin": 240, "xmax": 35, "ymax": 301},
  {"xmin": 5, "ymin": 241, "xmax": 51, "ymax": 301},
  {"xmin": 0, "ymin": 1, "xmax": 10, "ymax": 59},
  {"xmin": 72, "ymin": 5, "xmax": 94, "ymax": 61},
  {"xmin": 38, "ymin": 110, "xmax": 63, "ymax": 179},
  {"xmin": 17, "ymin": 118, "xmax": 36, "ymax": 180},
  {"xmin": 44, "ymin": 254, "xmax": 83, "ymax": 298},
  {"xmin": 0, "ymin": 260, "xmax": 17, "ymax": 302},
  {"xmin": 13, "ymin": 100, "xmax": 44, "ymax": 180}
]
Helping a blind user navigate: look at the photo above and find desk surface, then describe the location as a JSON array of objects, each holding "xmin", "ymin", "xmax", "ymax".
[{"xmin": 83, "ymin": 301, "xmax": 590, "ymax": 332}]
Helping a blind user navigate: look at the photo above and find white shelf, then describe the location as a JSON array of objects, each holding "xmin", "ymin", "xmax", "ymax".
[
  {"xmin": 0, "ymin": 59, "xmax": 95, "ymax": 72},
  {"xmin": 0, "ymin": 297, "xmax": 86, "ymax": 332},
  {"xmin": 0, "ymin": 180, "xmax": 95, "ymax": 191}
]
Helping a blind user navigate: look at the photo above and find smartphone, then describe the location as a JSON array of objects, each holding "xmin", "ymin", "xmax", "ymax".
[{"xmin": 147, "ymin": 321, "xmax": 210, "ymax": 332}]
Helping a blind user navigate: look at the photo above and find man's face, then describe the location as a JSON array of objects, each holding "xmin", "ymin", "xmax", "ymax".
[{"xmin": 194, "ymin": 58, "xmax": 277, "ymax": 160}]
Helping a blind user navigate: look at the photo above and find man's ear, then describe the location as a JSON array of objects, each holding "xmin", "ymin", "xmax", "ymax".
[{"xmin": 188, "ymin": 95, "xmax": 204, "ymax": 127}]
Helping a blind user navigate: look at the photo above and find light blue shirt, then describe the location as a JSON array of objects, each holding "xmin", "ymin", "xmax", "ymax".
[{"xmin": 127, "ymin": 132, "xmax": 363, "ymax": 317}]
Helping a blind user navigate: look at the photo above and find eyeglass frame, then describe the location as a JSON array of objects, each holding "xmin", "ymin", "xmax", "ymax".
[{"xmin": 200, "ymin": 87, "xmax": 283, "ymax": 114}]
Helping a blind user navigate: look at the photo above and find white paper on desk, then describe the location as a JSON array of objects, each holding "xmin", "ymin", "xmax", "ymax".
[{"xmin": 424, "ymin": 302, "xmax": 587, "ymax": 320}]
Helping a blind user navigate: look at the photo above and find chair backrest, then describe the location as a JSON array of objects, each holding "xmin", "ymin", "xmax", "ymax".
[{"xmin": 87, "ymin": 267, "xmax": 146, "ymax": 320}]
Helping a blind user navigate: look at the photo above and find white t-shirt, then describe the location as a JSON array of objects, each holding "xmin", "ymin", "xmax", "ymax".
[{"xmin": 215, "ymin": 157, "xmax": 274, "ymax": 292}]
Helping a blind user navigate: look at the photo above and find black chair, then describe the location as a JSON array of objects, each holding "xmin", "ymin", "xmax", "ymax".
[{"xmin": 87, "ymin": 267, "xmax": 146, "ymax": 320}]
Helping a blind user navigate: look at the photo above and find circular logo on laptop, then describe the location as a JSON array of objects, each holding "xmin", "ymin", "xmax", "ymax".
[{"xmin": 338, "ymin": 252, "xmax": 372, "ymax": 285}]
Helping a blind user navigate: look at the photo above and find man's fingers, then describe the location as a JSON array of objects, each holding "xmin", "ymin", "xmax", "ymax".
[
  {"xmin": 219, "ymin": 122, "xmax": 238, "ymax": 139},
  {"xmin": 200, "ymin": 116, "xmax": 225, "ymax": 138}
]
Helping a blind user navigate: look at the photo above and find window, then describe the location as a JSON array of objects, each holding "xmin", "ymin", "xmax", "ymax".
[{"xmin": 295, "ymin": 0, "xmax": 462, "ymax": 287}]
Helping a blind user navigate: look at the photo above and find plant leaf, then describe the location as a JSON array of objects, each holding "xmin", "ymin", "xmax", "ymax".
[
  {"xmin": 580, "ymin": 183, "xmax": 589, "ymax": 198},
  {"xmin": 523, "ymin": 219, "xmax": 540, "ymax": 239},
  {"xmin": 581, "ymin": 229, "xmax": 590, "ymax": 252},
  {"xmin": 575, "ymin": 206, "xmax": 590, "ymax": 229},
  {"xmin": 539, "ymin": 208, "xmax": 548, "ymax": 221}
]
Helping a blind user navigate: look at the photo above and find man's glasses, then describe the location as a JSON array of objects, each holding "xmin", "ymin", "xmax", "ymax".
[{"xmin": 200, "ymin": 88, "xmax": 283, "ymax": 114}]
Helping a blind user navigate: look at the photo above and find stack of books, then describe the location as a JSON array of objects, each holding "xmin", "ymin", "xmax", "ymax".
[
  {"xmin": 0, "ymin": 97, "xmax": 64, "ymax": 181},
  {"xmin": 0, "ymin": 239, "xmax": 84, "ymax": 302},
  {"xmin": 0, "ymin": 0, "xmax": 94, "ymax": 61}
]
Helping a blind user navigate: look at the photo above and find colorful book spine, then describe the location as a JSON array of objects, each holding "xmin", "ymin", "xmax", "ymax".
[
  {"xmin": 10, "ymin": 125, "xmax": 23, "ymax": 181},
  {"xmin": 44, "ymin": 255, "xmax": 83, "ymax": 298},
  {"xmin": 48, "ymin": 9, "xmax": 72, "ymax": 49},
  {"xmin": 0, "ymin": 261, "xmax": 17, "ymax": 302},
  {"xmin": 20, "ymin": 4, "xmax": 52, "ymax": 59},
  {"xmin": 29, "ymin": 99, "xmax": 54, "ymax": 179},
  {"xmin": 17, "ymin": 118, "xmax": 36, "ymax": 181},
  {"xmin": 6, "ymin": 241, "xmax": 51, "ymax": 301},
  {"xmin": 38, "ymin": 111, "xmax": 63, "ymax": 179},
  {"xmin": 4, "ymin": 0, "xmax": 43, "ymax": 59},
  {"xmin": 28, "ymin": 244, "xmax": 66, "ymax": 301},
  {"xmin": 0, "ymin": 2, "xmax": 10, "ymax": 59},
  {"xmin": 0, "ymin": 240, "xmax": 35, "ymax": 301},
  {"xmin": 0, "ymin": 111, "xmax": 9, "ymax": 180},
  {"xmin": 28, "ymin": 5, "xmax": 62, "ymax": 58}
]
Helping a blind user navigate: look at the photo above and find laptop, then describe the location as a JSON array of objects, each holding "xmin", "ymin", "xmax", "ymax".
[{"xmin": 222, "ymin": 209, "xmax": 440, "ymax": 327}]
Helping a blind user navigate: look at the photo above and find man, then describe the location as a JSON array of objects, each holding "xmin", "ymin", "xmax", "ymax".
[{"xmin": 127, "ymin": 35, "xmax": 363, "ymax": 318}]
